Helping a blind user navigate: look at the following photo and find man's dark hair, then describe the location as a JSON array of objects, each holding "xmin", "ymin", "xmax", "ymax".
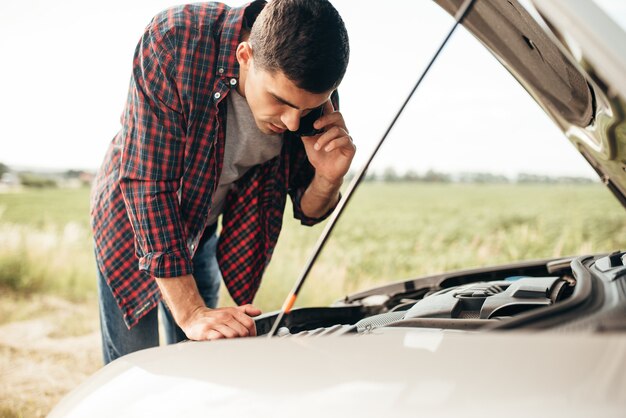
[{"xmin": 249, "ymin": 0, "xmax": 350, "ymax": 93}]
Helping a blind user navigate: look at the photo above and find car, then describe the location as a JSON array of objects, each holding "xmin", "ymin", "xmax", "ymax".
[{"xmin": 48, "ymin": 0, "xmax": 626, "ymax": 417}]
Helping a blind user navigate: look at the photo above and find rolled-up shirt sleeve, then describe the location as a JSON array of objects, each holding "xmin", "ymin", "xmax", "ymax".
[
  {"xmin": 118, "ymin": 19, "xmax": 192, "ymax": 279},
  {"xmin": 290, "ymin": 187, "xmax": 341, "ymax": 226}
]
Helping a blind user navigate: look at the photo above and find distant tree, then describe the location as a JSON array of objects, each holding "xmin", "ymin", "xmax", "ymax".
[
  {"xmin": 364, "ymin": 171, "xmax": 378, "ymax": 182},
  {"xmin": 65, "ymin": 169, "xmax": 82, "ymax": 179},
  {"xmin": 517, "ymin": 173, "xmax": 541, "ymax": 183},
  {"xmin": 0, "ymin": 162, "xmax": 8, "ymax": 177},
  {"xmin": 381, "ymin": 167, "xmax": 400, "ymax": 182},
  {"xmin": 457, "ymin": 172, "xmax": 506, "ymax": 183},
  {"xmin": 18, "ymin": 173, "xmax": 57, "ymax": 188},
  {"xmin": 404, "ymin": 169, "xmax": 421, "ymax": 182},
  {"xmin": 555, "ymin": 176, "xmax": 595, "ymax": 184},
  {"xmin": 516, "ymin": 173, "xmax": 596, "ymax": 184},
  {"xmin": 423, "ymin": 169, "xmax": 451, "ymax": 183}
]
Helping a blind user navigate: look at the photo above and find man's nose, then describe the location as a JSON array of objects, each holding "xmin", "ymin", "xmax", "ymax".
[{"xmin": 281, "ymin": 108, "xmax": 301, "ymax": 132}]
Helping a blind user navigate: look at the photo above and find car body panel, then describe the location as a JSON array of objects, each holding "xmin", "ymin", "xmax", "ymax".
[{"xmin": 49, "ymin": 330, "xmax": 626, "ymax": 418}]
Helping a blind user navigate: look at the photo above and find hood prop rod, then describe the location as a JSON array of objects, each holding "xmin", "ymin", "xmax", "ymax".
[{"xmin": 267, "ymin": 0, "xmax": 477, "ymax": 338}]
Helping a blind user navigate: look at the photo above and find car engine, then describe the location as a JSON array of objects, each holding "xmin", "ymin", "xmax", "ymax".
[{"xmin": 255, "ymin": 252, "xmax": 626, "ymax": 337}]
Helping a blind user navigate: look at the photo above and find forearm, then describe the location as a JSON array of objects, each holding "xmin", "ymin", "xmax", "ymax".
[
  {"xmin": 300, "ymin": 173, "xmax": 342, "ymax": 219},
  {"xmin": 155, "ymin": 274, "xmax": 205, "ymax": 328}
]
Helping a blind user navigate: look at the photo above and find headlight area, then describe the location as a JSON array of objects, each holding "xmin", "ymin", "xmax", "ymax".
[{"xmin": 255, "ymin": 252, "xmax": 626, "ymax": 337}]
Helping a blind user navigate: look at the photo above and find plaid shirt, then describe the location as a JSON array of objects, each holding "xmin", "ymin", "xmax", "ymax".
[{"xmin": 91, "ymin": 1, "xmax": 335, "ymax": 328}]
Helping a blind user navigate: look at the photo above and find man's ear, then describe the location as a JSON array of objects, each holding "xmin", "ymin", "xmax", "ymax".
[{"xmin": 236, "ymin": 42, "xmax": 253, "ymax": 69}]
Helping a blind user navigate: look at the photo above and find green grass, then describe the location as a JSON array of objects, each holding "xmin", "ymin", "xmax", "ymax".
[
  {"xmin": 0, "ymin": 188, "xmax": 91, "ymax": 228},
  {"xmin": 0, "ymin": 188, "xmax": 94, "ymax": 300},
  {"xmin": 1, "ymin": 183, "xmax": 625, "ymax": 312},
  {"xmin": 255, "ymin": 183, "xmax": 626, "ymax": 309}
]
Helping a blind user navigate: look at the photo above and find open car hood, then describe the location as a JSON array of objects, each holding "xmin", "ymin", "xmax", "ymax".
[{"xmin": 436, "ymin": 0, "xmax": 626, "ymax": 208}]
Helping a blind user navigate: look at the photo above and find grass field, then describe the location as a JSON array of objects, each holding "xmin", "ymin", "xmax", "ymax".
[
  {"xmin": 1, "ymin": 182, "xmax": 625, "ymax": 417},
  {"xmin": 1, "ymin": 183, "xmax": 625, "ymax": 310},
  {"xmin": 0, "ymin": 188, "xmax": 93, "ymax": 303}
]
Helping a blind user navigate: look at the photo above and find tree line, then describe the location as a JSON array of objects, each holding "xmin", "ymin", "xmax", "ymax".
[
  {"xmin": 0, "ymin": 162, "xmax": 596, "ymax": 188},
  {"xmin": 0, "ymin": 163, "xmax": 95, "ymax": 188},
  {"xmin": 347, "ymin": 168, "xmax": 596, "ymax": 184}
]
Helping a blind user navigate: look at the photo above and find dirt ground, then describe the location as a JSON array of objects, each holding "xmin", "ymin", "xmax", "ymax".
[{"xmin": 0, "ymin": 294, "xmax": 101, "ymax": 418}]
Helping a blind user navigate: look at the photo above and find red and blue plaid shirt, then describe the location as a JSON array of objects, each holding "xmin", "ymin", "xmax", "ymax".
[{"xmin": 91, "ymin": 1, "xmax": 334, "ymax": 328}]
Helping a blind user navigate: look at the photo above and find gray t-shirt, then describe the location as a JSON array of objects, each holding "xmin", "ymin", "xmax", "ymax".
[{"xmin": 207, "ymin": 90, "xmax": 283, "ymax": 225}]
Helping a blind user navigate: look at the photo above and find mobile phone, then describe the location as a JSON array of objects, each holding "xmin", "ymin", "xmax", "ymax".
[{"xmin": 293, "ymin": 106, "xmax": 324, "ymax": 136}]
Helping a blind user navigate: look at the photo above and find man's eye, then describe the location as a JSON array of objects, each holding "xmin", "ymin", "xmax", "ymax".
[{"xmin": 270, "ymin": 95, "xmax": 284, "ymax": 105}]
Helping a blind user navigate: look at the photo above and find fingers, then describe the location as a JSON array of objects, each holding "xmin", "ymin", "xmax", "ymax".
[
  {"xmin": 213, "ymin": 322, "xmax": 246, "ymax": 339},
  {"xmin": 314, "ymin": 109, "xmax": 346, "ymax": 132},
  {"xmin": 313, "ymin": 126, "xmax": 354, "ymax": 153},
  {"xmin": 205, "ymin": 328, "xmax": 226, "ymax": 340},
  {"xmin": 232, "ymin": 308, "xmax": 257, "ymax": 337},
  {"xmin": 236, "ymin": 305, "xmax": 261, "ymax": 337},
  {"xmin": 239, "ymin": 304, "xmax": 262, "ymax": 317},
  {"xmin": 308, "ymin": 101, "xmax": 351, "ymax": 152},
  {"xmin": 320, "ymin": 136, "xmax": 355, "ymax": 153}
]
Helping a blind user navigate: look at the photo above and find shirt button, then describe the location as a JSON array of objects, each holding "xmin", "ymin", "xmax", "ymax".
[
  {"xmin": 229, "ymin": 78, "xmax": 237, "ymax": 86},
  {"xmin": 214, "ymin": 92, "xmax": 221, "ymax": 100},
  {"xmin": 191, "ymin": 244, "xmax": 195, "ymax": 251},
  {"xmin": 218, "ymin": 68, "xmax": 224, "ymax": 74}
]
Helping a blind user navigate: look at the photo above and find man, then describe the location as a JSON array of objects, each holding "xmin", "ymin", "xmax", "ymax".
[{"xmin": 91, "ymin": 0, "xmax": 354, "ymax": 364}]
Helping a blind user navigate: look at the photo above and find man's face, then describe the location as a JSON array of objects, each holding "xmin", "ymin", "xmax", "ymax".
[{"xmin": 237, "ymin": 43, "xmax": 332, "ymax": 135}]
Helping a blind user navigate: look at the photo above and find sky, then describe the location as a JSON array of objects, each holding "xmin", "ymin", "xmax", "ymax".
[{"xmin": 1, "ymin": 0, "xmax": 625, "ymax": 177}]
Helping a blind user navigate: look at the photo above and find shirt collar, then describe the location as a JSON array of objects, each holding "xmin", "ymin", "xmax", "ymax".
[{"xmin": 215, "ymin": 0, "xmax": 266, "ymax": 79}]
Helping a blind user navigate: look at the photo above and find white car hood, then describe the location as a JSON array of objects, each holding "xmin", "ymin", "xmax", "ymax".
[{"xmin": 49, "ymin": 329, "xmax": 626, "ymax": 418}]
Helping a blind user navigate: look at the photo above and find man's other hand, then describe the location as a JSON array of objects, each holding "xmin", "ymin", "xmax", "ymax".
[
  {"xmin": 181, "ymin": 304, "xmax": 262, "ymax": 341},
  {"xmin": 155, "ymin": 274, "xmax": 262, "ymax": 341}
]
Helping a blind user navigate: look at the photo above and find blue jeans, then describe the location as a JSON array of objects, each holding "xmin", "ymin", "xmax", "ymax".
[{"xmin": 97, "ymin": 225, "xmax": 221, "ymax": 365}]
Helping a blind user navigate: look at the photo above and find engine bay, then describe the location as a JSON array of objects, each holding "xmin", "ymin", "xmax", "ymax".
[{"xmin": 254, "ymin": 252, "xmax": 626, "ymax": 337}]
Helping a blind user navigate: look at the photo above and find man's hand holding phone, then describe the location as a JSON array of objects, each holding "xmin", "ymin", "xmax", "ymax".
[{"xmin": 299, "ymin": 100, "xmax": 356, "ymax": 185}]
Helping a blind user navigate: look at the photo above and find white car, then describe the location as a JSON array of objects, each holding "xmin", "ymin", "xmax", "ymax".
[{"xmin": 49, "ymin": 0, "xmax": 626, "ymax": 417}]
